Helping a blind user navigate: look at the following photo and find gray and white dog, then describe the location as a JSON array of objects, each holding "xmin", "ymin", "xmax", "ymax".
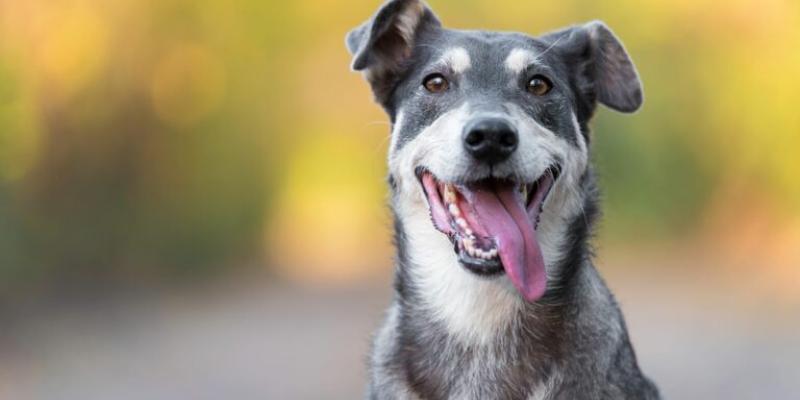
[{"xmin": 346, "ymin": 1, "xmax": 660, "ymax": 398}]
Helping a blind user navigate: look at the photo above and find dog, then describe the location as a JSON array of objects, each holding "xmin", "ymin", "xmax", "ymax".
[{"xmin": 346, "ymin": 1, "xmax": 660, "ymax": 398}]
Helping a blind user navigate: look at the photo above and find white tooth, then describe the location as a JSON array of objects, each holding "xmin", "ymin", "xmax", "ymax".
[
  {"xmin": 444, "ymin": 184, "xmax": 456, "ymax": 203},
  {"xmin": 464, "ymin": 228, "xmax": 473, "ymax": 236},
  {"xmin": 456, "ymin": 218, "xmax": 468, "ymax": 229},
  {"xmin": 463, "ymin": 237, "xmax": 474, "ymax": 248},
  {"xmin": 448, "ymin": 203, "xmax": 461, "ymax": 217},
  {"xmin": 488, "ymin": 249, "xmax": 498, "ymax": 258},
  {"xmin": 520, "ymin": 184, "xmax": 528, "ymax": 200},
  {"xmin": 464, "ymin": 239, "xmax": 476, "ymax": 256}
]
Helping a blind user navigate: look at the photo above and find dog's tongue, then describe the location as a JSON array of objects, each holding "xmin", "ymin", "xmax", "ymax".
[{"xmin": 467, "ymin": 183, "xmax": 546, "ymax": 302}]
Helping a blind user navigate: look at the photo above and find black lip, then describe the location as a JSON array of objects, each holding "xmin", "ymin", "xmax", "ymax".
[
  {"xmin": 458, "ymin": 252, "xmax": 504, "ymax": 276},
  {"xmin": 528, "ymin": 165, "xmax": 561, "ymax": 208}
]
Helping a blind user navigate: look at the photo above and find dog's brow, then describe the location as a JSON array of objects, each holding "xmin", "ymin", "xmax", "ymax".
[
  {"xmin": 439, "ymin": 47, "xmax": 471, "ymax": 74},
  {"xmin": 505, "ymin": 48, "xmax": 538, "ymax": 74}
]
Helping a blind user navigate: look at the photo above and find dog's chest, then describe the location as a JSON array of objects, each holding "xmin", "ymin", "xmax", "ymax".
[{"xmin": 399, "ymin": 313, "xmax": 559, "ymax": 400}]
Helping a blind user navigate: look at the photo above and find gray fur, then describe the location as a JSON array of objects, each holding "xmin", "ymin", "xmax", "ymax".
[{"xmin": 347, "ymin": 1, "xmax": 658, "ymax": 399}]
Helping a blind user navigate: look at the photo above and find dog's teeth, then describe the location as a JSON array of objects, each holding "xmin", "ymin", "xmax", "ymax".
[
  {"xmin": 467, "ymin": 246, "xmax": 476, "ymax": 257},
  {"xmin": 462, "ymin": 237, "xmax": 499, "ymax": 260},
  {"xmin": 464, "ymin": 228, "xmax": 473, "ymax": 236},
  {"xmin": 464, "ymin": 240, "xmax": 476, "ymax": 255},
  {"xmin": 463, "ymin": 238, "xmax": 476, "ymax": 257},
  {"xmin": 448, "ymin": 203, "xmax": 461, "ymax": 217},
  {"xmin": 456, "ymin": 218, "xmax": 468, "ymax": 229},
  {"xmin": 444, "ymin": 184, "xmax": 457, "ymax": 204},
  {"xmin": 520, "ymin": 184, "xmax": 528, "ymax": 200}
]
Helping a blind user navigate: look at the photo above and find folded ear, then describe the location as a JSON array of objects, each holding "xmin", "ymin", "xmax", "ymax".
[
  {"xmin": 345, "ymin": 0, "xmax": 440, "ymax": 101},
  {"xmin": 544, "ymin": 21, "xmax": 643, "ymax": 114}
]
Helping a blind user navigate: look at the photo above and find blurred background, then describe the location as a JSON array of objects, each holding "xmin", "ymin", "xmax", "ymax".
[{"xmin": 0, "ymin": 0, "xmax": 798, "ymax": 398}]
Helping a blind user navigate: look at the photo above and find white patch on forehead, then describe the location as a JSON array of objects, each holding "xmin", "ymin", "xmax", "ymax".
[
  {"xmin": 441, "ymin": 47, "xmax": 471, "ymax": 74},
  {"xmin": 505, "ymin": 48, "xmax": 537, "ymax": 74}
]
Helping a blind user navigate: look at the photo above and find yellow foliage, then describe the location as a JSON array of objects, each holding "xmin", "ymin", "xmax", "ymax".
[
  {"xmin": 151, "ymin": 44, "xmax": 226, "ymax": 127},
  {"xmin": 0, "ymin": 0, "xmax": 798, "ymax": 284}
]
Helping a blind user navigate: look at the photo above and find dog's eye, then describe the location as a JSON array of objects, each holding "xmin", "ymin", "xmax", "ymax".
[
  {"xmin": 423, "ymin": 74, "xmax": 449, "ymax": 93},
  {"xmin": 526, "ymin": 75, "xmax": 552, "ymax": 96}
]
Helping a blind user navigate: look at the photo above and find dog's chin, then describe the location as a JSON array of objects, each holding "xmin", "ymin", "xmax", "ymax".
[{"xmin": 415, "ymin": 166, "xmax": 560, "ymax": 301}]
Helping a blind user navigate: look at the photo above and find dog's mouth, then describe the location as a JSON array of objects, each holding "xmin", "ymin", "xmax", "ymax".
[{"xmin": 417, "ymin": 167, "xmax": 559, "ymax": 302}]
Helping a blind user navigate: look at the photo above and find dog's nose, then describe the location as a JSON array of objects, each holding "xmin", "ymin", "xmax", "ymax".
[{"xmin": 463, "ymin": 118, "xmax": 518, "ymax": 164}]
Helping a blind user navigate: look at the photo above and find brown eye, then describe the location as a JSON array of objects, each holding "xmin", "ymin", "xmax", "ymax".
[
  {"xmin": 526, "ymin": 75, "xmax": 552, "ymax": 96},
  {"xmin": 423, "ymin": 74, "xmax": 449, "ymax": 93}
]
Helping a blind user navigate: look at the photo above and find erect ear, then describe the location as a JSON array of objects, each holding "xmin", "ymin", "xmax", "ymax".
[
  {"xmin": 345, "ymin": 0, "xmax": 441, "ymax": 101},
  {"xmin": 543, "ymin": 21, "xmax": 643, "ymax": 115}
]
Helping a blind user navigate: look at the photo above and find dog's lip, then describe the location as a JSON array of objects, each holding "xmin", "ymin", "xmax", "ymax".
[
  {"xmin": 414, "ymin": 165, "xmax": 561, "ymax": 210},
  {"xmin": 415, "ymin": 165, "xmax": 560, "ymax": 275}
]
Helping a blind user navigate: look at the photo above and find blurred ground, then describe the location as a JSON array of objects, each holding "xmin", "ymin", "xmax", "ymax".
[{"xmin": 1, "ymin": 251, "xmax": 798, "ymax": 400}]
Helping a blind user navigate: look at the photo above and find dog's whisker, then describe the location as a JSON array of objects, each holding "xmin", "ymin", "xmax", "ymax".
[
  {"xmin": 372, "ymin": 131, "xmax": 393, "ymax": 155},
  {"xmin": 535, "ymin": 34, "xmax": 564, "ymax": 59}
]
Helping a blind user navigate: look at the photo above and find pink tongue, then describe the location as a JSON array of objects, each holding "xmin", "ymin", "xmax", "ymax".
[{"xmin": 468, "ymin": 184, "xmax": 546, "ymax": 302}]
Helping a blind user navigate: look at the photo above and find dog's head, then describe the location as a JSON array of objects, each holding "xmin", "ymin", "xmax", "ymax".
[{"xmin": 347, "ymin": 0, "xmax": 642, "ymax": 303}]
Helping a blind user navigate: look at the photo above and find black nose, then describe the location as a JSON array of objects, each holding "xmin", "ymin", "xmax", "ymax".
[{"xmin": 463, "ymin": 118, "xmax": 518, "ymax": 164}]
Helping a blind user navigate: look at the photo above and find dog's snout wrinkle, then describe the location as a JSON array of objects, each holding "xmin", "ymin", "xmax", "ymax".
[{"xmin": 463, "ymin": 118, "xmax": 518, "ymax": 164}]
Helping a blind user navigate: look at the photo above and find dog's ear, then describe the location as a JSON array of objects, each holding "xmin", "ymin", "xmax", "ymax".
[
  {"xmin": 346, "ymin": 0, "xmax": 441, "ymax": 101},
  {"xmin": 543, "ymin": 21, "xmax": 643, "ymax": 115}
]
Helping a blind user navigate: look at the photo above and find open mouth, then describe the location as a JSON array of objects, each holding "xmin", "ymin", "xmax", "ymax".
[{"xmin": 417, "ymin": 166, "xmax": 559, "ymax": 302}]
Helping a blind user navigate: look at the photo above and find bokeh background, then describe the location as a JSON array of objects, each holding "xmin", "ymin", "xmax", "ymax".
[{"xmin": 1, "ymin": 0, "xmax": 799, "ymax": 398}]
